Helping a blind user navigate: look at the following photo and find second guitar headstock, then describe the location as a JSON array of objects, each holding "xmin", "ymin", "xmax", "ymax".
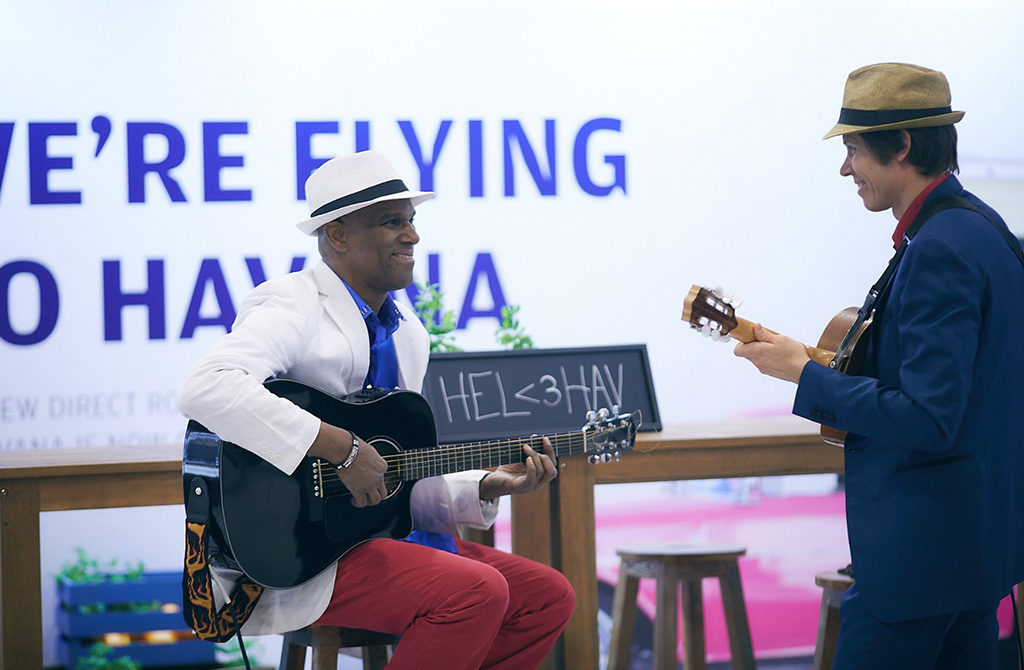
[{"xmin": 681, "ymin": 284, "xmax": 739, "ymax": 341}]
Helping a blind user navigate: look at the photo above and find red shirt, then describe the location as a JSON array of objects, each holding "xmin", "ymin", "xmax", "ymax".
[{"xmin": 891, "ymin": 173, "xmax": 951, "ymax": 248}]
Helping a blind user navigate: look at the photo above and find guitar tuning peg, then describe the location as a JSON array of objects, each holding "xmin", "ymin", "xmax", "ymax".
[
  {"xmin": 613, "ymin": 449, "xmax": 622, "ymax": 461},
  {"xmin": 700, "ymin": 324, "xmax": 713, "ymax": 338},
  {"xmin": 586, "ymin": 410, "xmax": 596, "ymax": 425},
  {"xmin": 612, "ymin": 405, "xmax": 620, "ymax": 415},
  {"xmin": 597, "ymin": 408, "xmax": 609, "ymax": 420},
  {"xmin": 731, "ymin": 297, "xmax": 743, "ymax": 309},
  {"xmin": 601, "ymin": 452, "xmax": 613, "ymax": 463},
  {"xmin": 588, "ymin": 453, "xmax": 600, "ymax": 465}
]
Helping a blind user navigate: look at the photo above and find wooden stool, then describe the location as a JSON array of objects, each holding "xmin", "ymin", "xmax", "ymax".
[
  {"xmin": 608, "ymin": 543, "xmax": 755, "ymax": 670},
  {"xmin": 279, "ymin": 625, "xmax": 400, "ymax": 670},
  {"xmin": 813, "ymin": 570, "xmax": 854, "ymax": 670}
]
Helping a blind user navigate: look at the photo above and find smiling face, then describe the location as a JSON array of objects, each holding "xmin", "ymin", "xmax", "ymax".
[
  {"xmin": 322, "ymin": 199, "xmax": 419, "ymax": 311},
  {"xmin": 839, "ymin": 133, "xmax": 906, "ymax": 214}
]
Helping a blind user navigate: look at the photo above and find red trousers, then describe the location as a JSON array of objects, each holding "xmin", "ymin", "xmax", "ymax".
[{"xmin": 314, "ymin": 537, "xmax": 576, "ymax": 669}]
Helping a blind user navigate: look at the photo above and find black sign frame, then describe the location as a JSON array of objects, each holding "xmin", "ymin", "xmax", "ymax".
[{"xmin": 422, "ymin": 343, "xmax": 662, "ymax": 444}]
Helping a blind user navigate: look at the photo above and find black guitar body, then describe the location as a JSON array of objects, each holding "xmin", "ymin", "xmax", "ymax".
[
  {"xmin": 183, "ymin": 379, "xmax": 640, "ymax": 587},
  {"xmin": 182, "ymin": 380, "xmax": 437, "ymax": 588}
]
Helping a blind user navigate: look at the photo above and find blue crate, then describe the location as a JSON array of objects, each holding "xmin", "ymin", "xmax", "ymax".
[
  {"xmin": 58, "ymin": 637, "xmax": 217, "ymax": 669},
  {"xmin": 58, "ymin": 608, "xmax": 188, "ymax": 637},
  {"xmin": 57, "ymin": 571, "xmax": 181, "ymax": 608},
  {"xmin": 56, "ymin": 570, "xmax": 216, "ymax": 668}
]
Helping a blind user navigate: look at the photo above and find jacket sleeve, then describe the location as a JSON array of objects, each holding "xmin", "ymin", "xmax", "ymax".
[
  {"xmin": 409, "ymin": 471, "xmax": 499, "ymax": 534},
  {"xmin": 175, "ymin": 278, "xmax": 323, "ymax": 475},
  {"xmin": 793, "ymin": 230, "xmax": 983, "ymax": 452}
]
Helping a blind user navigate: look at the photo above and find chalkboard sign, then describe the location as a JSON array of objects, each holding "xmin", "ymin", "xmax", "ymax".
[{"xmin": 422, "ymin": 344, "xmax": 661, "ymax": 443}]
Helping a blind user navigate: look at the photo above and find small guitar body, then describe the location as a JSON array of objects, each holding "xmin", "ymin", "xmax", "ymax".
[
  {"xmin": 183, "ymin": 379, "xmax": 640, "ymax": 588},
  {"xmin": 812, "ymin": 307, "xmax": 869, "ymax": 446},
  {"xmin": 682, "ymin": 285, "xmax": 871, "ymax": 447}
]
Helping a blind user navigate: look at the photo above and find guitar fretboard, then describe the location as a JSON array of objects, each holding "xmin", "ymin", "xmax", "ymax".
[
  {"xmin": 395, "ymin": 431, "xmax": 589, "ymax": 480},
  {"xmin": 314, "ymin": 420, "xmax": 635, "ymax": 500}
]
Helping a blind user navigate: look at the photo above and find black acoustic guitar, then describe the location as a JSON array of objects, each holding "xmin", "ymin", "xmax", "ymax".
[
  {"xmin": 182, "ymin": 379, "xmax": 641, "ymax": 588},
  {"xmin": 682, "ymin": 284, "xmax": 871, "ymax": 447}
]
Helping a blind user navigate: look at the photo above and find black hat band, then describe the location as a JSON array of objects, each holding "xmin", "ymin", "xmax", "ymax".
[
  {"xmin": 836, "ymin": 106, "xmax": 952, "ymax": 128},
  {"xmin": 310, "ymin": 179, "xmax": 410, "ymax": 218}
]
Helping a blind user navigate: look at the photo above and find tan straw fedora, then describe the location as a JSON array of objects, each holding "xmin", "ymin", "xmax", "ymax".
[
  {"xmin": 823, "ymin": 62, "xmax": 964, "ymax": 140},
  {"xmin": 297, "ymin": 150, "xmax": 434, "ymax": 235}
]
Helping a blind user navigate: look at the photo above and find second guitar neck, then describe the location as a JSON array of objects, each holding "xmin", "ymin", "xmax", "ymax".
[{"xmin": 728, "ymin": 316, "xmax": 835, "ymax": 367}]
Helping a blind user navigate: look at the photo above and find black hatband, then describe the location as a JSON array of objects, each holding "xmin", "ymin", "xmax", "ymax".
[
  {"xmin": 310, "ymin": 179, "xmax": 410, "ymax": 218},
  {"xmin": 837, "ymin": 106, "xmax": 952, "ymax": 127}
]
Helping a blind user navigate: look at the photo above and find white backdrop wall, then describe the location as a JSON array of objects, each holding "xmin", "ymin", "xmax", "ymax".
[{"xmin": 3, "ymin": 1, "xmax": 1023, "ymax": 665}]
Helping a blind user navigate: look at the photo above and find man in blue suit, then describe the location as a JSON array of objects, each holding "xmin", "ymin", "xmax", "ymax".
[{"xmin": 734, "ymin": 63, "xmax": 1024, "ymax": 667}]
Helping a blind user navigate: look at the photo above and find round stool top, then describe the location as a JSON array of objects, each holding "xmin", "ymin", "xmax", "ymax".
[
  {"xmin": 815, "ymin": 570, "xmax": 855, "ymax": 590},
  {"xmin": 615, "ymin": 543, "xmax": 746, "ymax": 560}
]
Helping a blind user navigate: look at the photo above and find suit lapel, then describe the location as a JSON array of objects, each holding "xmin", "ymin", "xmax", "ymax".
[
  {"xmin": 312, "ymin": 261, "xmax": 370, "ymax": 392},
  {"xmin": 394, "ymin": 302, "xmax": 428, "ymax": 393}
]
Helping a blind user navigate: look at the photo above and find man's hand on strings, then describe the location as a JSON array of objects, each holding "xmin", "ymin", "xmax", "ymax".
[
  {"xmin": 308, "ymin": 423, "xmax": 389, "ymax": 507},
  {"xmin": 478, "ymin": 437, "xmax": 557, "ymax": 499}
]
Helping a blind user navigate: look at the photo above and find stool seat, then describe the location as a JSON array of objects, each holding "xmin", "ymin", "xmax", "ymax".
[
  {"xmin": 279, "ymin": 625, "xmax": 400, "ymax": 670},
  {"xmin": 813, "ymin": 570, "xmax": 855, "ymax": 670},
  {"xmin": 617, "ymin": 543, "xmax": 747, "ymax": 558},
  {"xmin": 815, "ymin": 570, "xmax": 854, "ymax": 592},
  {"xmin": 609, "ymin": 543, "xmax": 754, "ymax": 670}
]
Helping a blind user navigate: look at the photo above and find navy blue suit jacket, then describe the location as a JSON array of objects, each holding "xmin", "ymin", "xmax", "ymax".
[{"xmin": 794, "ymin": 176, "xmax": 1024, "ymax": 622}]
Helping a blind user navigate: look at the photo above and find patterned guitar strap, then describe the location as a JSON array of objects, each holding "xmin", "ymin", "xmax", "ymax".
[{"xmin": 182, "ymin": 476, "xmax": 264, "ymax": 642}]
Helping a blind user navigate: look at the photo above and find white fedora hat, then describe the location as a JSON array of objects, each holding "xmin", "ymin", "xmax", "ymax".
[{"xmin": 296, "ymin": 150, "xmax": 434, "ymax": 235}]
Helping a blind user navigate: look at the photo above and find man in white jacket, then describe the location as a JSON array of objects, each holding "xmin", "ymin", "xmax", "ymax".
[{"xmin": 176, "ymin": 151, "xmax": 575, "ymax": 669}]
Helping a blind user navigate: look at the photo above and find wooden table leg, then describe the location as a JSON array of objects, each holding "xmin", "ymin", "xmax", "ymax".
[
  {"xmin": 554, "ymin": 454, "xmax": 597, "ymax": 670},
  {"xmin": 512, "ymin": 482, "xmax": 554, "ymax": 670},
  {"xmin": 1, "ymin": 480, "xmax": 42, "ymax": 670},
  {"xmin": 510, "ymin": 482, "xmax": 552, "ymax": 565}
]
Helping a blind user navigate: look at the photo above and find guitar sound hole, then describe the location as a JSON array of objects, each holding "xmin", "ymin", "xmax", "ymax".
[
  {"xmin": 371, "ymin": 437, "xmax": 404, "ymax": 499},
  {"xmin": 384, "ymin": 471, "xmax": 403, "ymax": 496}
]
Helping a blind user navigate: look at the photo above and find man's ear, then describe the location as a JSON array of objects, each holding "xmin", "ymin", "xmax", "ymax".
[
  {"xmin": 896, "ymin": 130, "xmax": 912, "ymax": 163},
  {"xmin": 322, "ymin": 220, "xmax": 346, "ymax": 252}
]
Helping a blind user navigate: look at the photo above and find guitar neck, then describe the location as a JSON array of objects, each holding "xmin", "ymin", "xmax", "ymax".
[
  {"xmin": 729, "ymin": 316, "xmax": 834, "ymax": 366},
  {"xmin": 396, "ymin": 430, "xmax": 588, "ymax": 481}
]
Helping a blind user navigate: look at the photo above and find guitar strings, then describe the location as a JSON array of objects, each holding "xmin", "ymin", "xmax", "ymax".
[
  {"xmin": 320, "ymin": 432, "xmax": 591, "ymax": 477},
  {"xmin": 316, "ymin": 426, "xmax": 632, "ymax": 491}
]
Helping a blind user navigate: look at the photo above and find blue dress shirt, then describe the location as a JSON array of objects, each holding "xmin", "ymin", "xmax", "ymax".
[{"xmin": 342, "ymin": 281, "xmax": 458, "ymax": 554}]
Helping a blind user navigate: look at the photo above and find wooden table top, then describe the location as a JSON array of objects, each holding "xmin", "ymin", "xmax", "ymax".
[{"xmin": 0, "ymin": 443, "xmax": 182, "ymax": 479}]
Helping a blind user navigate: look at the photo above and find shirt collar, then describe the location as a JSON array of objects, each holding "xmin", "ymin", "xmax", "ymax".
[
  {"xmin": 891, "ymin": 173, "xmax": 951, "ymax": 248},
  {"xmin": 341, "ymin": 280, "xmax": 404, "ymax": 332}
]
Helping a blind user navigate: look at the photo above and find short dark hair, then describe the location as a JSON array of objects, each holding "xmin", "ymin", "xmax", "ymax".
[{"xmin": 860, "ymin": 125, "xmax": 959, "ymax": 176}]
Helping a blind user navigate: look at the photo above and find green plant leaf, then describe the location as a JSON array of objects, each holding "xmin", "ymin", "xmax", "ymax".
[
  {"xmin": 412, "ymin": 281, "xmax": 462, "ymax": 353},
  {"xmin": 495, "ymin": 304, "xmax": 534, "ymax": 350}
]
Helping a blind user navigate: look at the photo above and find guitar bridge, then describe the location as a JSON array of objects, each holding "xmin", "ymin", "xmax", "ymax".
[{"xmin": 312, "ymin": 459, "xmax": 326, "ymax": 499}]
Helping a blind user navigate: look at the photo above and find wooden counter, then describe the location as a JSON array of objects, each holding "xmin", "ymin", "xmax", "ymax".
[{"xmin": 2, "ymin": 416, "xmax": 841, "ymax": 670}]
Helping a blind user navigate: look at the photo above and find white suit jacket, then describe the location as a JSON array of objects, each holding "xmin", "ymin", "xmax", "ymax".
[{"xmin": 176, "ymin": 259, "xmax": 496, "ymax": 635}]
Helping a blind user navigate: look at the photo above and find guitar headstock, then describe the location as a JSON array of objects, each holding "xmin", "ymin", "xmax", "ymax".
[
  {"xmin": 681, "ymin": 284, "xmax": 739, "ymax": 341},
  {"xmin": 581, "ymin": 408, "xmax": 641, "ymax": 464}
]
